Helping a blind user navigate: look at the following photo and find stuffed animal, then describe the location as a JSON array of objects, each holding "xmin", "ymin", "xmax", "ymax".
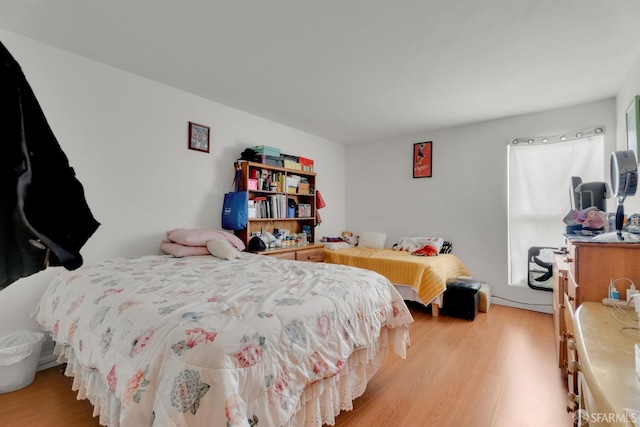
[{"xmin": 341, "ymin": 231, "xmax": 358, "ymax": 246}]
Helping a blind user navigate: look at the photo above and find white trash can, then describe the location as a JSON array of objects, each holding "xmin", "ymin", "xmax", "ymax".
[{"xmin": 0, "ymin": 330, "xmax": 45, "ymax": 393}]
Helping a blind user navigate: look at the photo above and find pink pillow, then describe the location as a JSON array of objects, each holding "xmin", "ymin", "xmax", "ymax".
[
  {"xmin": 166, "ymin": 229, "xmax": 246, "ymax": 251},
  {"xmin": 160, "ymin": 240, "xmax": 210, "ymax": 257}
]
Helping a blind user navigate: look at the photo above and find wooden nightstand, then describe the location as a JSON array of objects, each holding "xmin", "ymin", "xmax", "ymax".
[{"xmin": 250, "ymin": 243, "xmax": 325, "ymax": 262}]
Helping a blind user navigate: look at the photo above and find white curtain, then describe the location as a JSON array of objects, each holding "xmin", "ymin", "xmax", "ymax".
[{"xmin": 508, "ymin": 134, "xmax": 605, "ymax": 287}]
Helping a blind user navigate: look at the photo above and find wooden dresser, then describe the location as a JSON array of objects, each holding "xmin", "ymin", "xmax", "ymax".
[
  {"xmin": 249, "ymin": 243, "xmax": 325, "ymax": 262},
  {"xmin": 553, "ymin": 238, "xmax": 640, "ymax": 420},
  {"xmin": 564, "ymin": 239, "xmax": 640, "ymax": 309}
]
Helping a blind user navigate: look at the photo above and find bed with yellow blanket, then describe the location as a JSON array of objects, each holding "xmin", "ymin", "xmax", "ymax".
[{"xmin": 324, "ymin": 247, "xmax": 470, "ymax": 315}]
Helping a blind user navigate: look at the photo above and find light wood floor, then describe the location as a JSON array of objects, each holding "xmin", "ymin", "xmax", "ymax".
[{"xmin": 0, "ymin": 304, "xmax": 571, "ymax": 427}]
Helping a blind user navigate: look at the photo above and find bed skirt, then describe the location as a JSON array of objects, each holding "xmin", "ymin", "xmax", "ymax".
[{"xmin": 54, "ymin": 326, "xmax": 408, "ymax": 427}]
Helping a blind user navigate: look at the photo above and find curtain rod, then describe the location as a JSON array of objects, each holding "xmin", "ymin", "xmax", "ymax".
[{"xmin": 510, "ymin": 126, "xmax": 606, "ymax": 146}]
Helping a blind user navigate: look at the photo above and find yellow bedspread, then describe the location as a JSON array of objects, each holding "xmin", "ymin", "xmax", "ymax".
[{"xmin": 324, "ymin": 247, "xmax": 470, "ymax": 305}]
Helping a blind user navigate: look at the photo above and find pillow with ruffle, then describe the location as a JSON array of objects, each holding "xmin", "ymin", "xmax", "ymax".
[
  {"xmin": 166, "ymin": 228, "xmax": 246, "ymax": 251},
  {"xmin": 160, "ymin": 240, "xmax": 210, "ymax": 257}
]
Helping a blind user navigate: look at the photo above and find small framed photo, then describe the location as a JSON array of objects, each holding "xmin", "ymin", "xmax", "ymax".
[
  {"xmin": 188, "ymin": 121, "xmax": 210, "ymax": 153},
  {"xmin": 626, "ymin": 96, "xmax": 640, "ymax": 160},
  {"xmin": 413, "ymin": 141, "xmax": 432, "ymax": 178},
  {"xmin": 297, "ymin": 203, "xmax": 311, "ymax": 218}
]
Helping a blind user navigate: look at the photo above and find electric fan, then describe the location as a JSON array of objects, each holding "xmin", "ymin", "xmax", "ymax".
[{"xmin": 594, "ymin": 150, "xmax": 639, "ymax": 242}]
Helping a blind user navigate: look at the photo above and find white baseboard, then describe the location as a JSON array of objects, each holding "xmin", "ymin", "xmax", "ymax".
[{"xmin": 37, "ymin": 347, "xmax": 60, "ymax": 371}]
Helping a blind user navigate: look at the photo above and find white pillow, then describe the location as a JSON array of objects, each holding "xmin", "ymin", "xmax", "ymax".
[
  {"xmin": 206, "ymin": 239, "xmax": 241, "ymax": 260},
  {"xmin": 358, "ymin": 231, "xmax": 387, "ymax": 249},
  {"xmin": 394, "ymin": 236, "xmax": 444, "ymax": 253}
]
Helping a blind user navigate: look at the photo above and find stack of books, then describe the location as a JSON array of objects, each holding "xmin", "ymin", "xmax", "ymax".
[{"xmin": 250, "ymin": 195, "xmax": 288, "ymax": 219}]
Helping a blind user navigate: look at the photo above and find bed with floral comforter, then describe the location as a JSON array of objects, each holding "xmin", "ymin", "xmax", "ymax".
[{"xmin": 33, "ymin": 253, "xmax": 413, "ymax": 427}]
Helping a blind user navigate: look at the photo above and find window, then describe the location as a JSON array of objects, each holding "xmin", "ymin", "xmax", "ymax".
[{"xmin": 508, "ymin": 133, "xmax": 604, "ymax": 287}]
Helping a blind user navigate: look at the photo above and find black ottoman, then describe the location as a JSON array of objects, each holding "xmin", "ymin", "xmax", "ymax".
[{"xmin": 442, "ymin": 278, "xmax": 481, "ymax": 321}]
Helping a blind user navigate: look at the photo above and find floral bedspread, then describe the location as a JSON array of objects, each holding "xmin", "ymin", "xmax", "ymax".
[{"xmin": 33, "ymin": 254, "xmax": 413, "ymax": 426}]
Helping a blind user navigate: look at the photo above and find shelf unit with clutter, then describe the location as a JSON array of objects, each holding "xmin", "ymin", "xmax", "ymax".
[{"xmin": 234, "ymin": 159, "xmax": 318, "ymax": 257}]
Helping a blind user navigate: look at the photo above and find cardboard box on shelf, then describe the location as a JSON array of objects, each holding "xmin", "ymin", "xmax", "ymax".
[
  {"xmin": 261, "ymin": 155, "xmax": 284, "ymax": 167},
  {"xmin": 297, "ymin": 183, "xmax": 310, "ymax": 194}
]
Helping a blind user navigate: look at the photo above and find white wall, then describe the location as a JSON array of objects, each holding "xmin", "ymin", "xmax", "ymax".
[
  {"xmin": 1, "ymin": 23, "xmax": 634, "ymax": 363},
  {"xmin": 345, "ymin": 99, "xmax": 617, "ymax": 313},
  {"xmin": 616, "ymin": 52, "xmax": 640, "ymax": 214},
  {"xmin": 0, "ymin": 29, "xmax": 346, "ymax": 359}
]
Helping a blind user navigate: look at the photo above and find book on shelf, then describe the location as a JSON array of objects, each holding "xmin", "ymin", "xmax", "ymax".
[
  {"xmin": 251, "ymin": 196, "xmax": 267, "ymax": 218},
  {"xmin": 269, "ymin": 194, "xmax": 287, "ymax": 219},
  {"xmin": 250, "ymin": 195, "xmax": 288, "ymax": 219},
  {"xmin": 270, "ymin": 195, "xmax": 277, "ymax": 219}
]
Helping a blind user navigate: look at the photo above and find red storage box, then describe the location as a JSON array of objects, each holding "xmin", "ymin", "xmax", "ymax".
[
  {"xmin": 298, "ymin": 156, "xmax": 314, "ymax": 166},
  {"xmin": 298, "ymin": 156, "xmax": 314, "ymax": 172}
]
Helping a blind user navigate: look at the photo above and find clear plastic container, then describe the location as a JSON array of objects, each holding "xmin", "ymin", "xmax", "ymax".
[{"xmin": 0, "ymin": 331, "xmax": 44, "ymax": 393}]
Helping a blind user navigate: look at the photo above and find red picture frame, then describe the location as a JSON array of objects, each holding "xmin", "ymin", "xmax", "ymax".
[
  {"xmin": 413, "ymin": 141, "xmax": 432, "ymax": 178},
  {"xmin": 188, "ymin": 121, "xmax": 210, "ymax": 153}
]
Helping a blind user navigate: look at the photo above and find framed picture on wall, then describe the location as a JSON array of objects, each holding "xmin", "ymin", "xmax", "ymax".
[
  {"xmin": 413, "ymin": 141, "xmax": 432, "ymax": 178},
  {"xmin": 627, "ymin": 96, "xmax": 640, "ymax": 161},
  {"xmin": 188, "ymin": 121, "xmax": 210, "ymax": 153}
]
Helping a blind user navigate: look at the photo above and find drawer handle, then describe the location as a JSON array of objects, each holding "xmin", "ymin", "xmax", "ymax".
[
  {"xmin": 568, "ymin": 360, "xmax": 581, "ymax": 373},
  {"xmin": 567, "ymin": 392, "xmax": 580, "ymax": 403},
  {"xmin": 307, "ymin": 255, "xmax": 317, "ymax": 260},
  {"xmin": 564, "ymin": 256, "xmax": 573, "ymax": 263},
  {"xmin": 567, "ymin": 339, "xmax": 576, "ymax": 351}
]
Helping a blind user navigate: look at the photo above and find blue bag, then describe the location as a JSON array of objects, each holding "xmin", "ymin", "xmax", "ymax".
[{"xmin": 222, "ymin": 169, "xmax": 248, "ymax": 230}]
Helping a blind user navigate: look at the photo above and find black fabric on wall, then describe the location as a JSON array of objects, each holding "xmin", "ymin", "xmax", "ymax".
[{"xmin": 0, "ymin": 40, "xmax": 100, "ymax": 290}]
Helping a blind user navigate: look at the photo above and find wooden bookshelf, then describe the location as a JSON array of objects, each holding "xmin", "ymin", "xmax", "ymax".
[{"xmin": 234, "ymin": 161, "xmax": 317, "ymax": 247}]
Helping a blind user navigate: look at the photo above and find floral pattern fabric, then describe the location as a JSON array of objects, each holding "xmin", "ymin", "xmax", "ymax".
[{"xmin": 34, "ymin": 254, "xmax": 413, "ymax": 426}]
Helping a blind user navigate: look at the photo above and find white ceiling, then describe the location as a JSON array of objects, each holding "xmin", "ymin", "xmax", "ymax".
[{"xmin": 1, "ymin": 1, "xmax": 639, "ymax": 145}]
